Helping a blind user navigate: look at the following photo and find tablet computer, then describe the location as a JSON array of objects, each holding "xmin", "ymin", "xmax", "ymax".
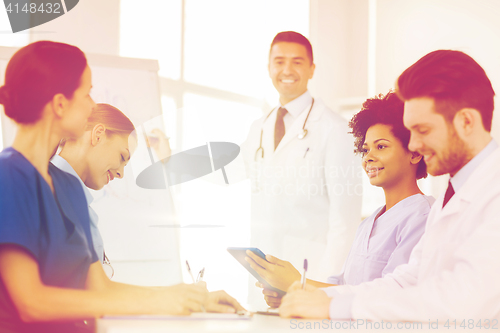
[{"xmin": 227, "ymin": 247, "xmax": 286, "ymax": 297}]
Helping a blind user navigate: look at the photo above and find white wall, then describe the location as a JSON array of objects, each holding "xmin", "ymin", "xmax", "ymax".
[
  {"xmin": 309, "ymin": 0, "xmax": 369, "ymax": 111},
  {"xmin": 30, "ymin": 0, "xmax": 120, "ymax": 56},
  {"xmin": 375, "ymin": 0, "xmax": 500, "ymax": 139},
  {"xmin": 309, "ymin": 0, "xmax": 500, "ymax": 118}
]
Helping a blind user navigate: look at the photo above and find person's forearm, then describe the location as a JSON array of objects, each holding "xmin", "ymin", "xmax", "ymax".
[
  {"xmin": 21, "ymin": 284, "xmax": 164, "ymax": 322},
  {"xmin": 107, "ymin": 279, "xmax": 157, "ymax": 291},
  {"xmin": 307, "ymin": 279, "xmax": 336, "ymax": 288},
  {"xmin": 1, "ymin": 249, "xmax": 200, "ymax": 323}
]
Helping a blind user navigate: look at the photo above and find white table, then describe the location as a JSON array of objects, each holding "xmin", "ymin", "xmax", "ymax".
[
  {"xmin": 98, "ymin": 314, "xmax": 288, "ymax": 333},
  {"xmin": 98, "ymin": 314, "xmax": 491, "ymax": 333}
]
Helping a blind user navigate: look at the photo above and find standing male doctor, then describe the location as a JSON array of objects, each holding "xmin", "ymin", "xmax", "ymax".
[{"xmin": 240, "ymin": 31, "xmax": 362, "ymax": 287}]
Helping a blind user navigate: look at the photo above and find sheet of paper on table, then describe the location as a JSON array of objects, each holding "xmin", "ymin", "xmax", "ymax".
[{"xmin": 103, "ymin": 312, "xmax": 252, "ymax": 321}]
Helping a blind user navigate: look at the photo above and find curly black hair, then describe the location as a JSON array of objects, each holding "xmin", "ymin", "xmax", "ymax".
[{"xmin": 348, "ymin": 91, "xmax": 427, "ymax": 179}]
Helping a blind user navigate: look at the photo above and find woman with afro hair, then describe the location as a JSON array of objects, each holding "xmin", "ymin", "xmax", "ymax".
[{"xmin": 248, "ymin": 91, "xmax": 435, "ymax": 308}]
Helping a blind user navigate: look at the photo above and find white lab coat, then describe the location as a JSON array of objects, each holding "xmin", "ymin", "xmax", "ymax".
[
  {"xmin": 326, "ymin": 147, "xmax": 500, "ymax": 321},
  {"xmin": 240, "ymin": 98, "xmax": 362, "ymax": 282}
]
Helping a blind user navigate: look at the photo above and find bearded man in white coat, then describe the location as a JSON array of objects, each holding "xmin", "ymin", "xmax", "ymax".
[
  {"xmin": 280, "ymin": 49, "xmax": 500, "ymax": 321},
  {"xmin": 240, "ymin": 31, "xmax": 362, "ymax": 293}
]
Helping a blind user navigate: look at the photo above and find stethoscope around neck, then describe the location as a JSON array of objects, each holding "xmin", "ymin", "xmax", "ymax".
[{"xmin": 254, "ymin": 98, "xmax": 314, "ymax": 161}]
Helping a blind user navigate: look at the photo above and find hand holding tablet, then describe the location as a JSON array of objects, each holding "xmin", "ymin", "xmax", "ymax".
[{"xmin": 226, "ymin": 247, "xmax": 287, "ymax": 297}]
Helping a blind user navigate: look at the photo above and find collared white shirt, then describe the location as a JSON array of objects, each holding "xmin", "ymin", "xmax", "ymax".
[
  {"xmin": 51, "ymin": 154, "xmax": 104, "ymax": 263},
  {"xmin": 450, "ymin": 139, "xmax": 498, "ymax": 192},
  {"xmin": 278, "ymin": 91, "xmax": 313, "ymax": 131}
]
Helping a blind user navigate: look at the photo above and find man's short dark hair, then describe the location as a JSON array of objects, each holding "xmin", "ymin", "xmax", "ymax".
[
  {"xmin": 396, "ymin": 50, "xmax": 495, "ymax": 132},
  {"xmin": 349, "ymin": 91, "xmax": 427, "ymax": 180},
  {"xmin": 270, "ymin": 31, "xmax": 313, "ymax": 64}
]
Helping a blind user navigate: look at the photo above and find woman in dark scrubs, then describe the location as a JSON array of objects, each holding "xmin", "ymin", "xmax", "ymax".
[{"xmin": 0, "ymin": 41, "xmax": 242, "ymax": 333}]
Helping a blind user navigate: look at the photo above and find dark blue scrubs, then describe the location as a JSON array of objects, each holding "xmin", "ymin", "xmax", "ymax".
[{"xmin": 0, "ymin": 147, "xmax": 98, "ymax": 333}]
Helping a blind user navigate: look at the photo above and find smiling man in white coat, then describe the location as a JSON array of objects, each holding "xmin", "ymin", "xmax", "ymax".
[
  {"xmin": 280, "ymin": 49, "xmax": 500, "ymax": 321},
  {"xmin": 240, "ymin": 31, "xmax": 362, "ymax": 299}
]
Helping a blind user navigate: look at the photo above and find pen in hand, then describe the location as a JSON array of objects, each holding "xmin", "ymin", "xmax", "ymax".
[
  {"xmin": 301, "ymin": 259, "xmax": 308, "ymax": 290},
  {"xmin": 186, "ymin": 260, "xmax": 206, "ymax": 312},
  {"xmin": 196, "ymin": 267, "xmax": 205, "ymax": 283},
  {"xmin": 186, "ymin": 260, "xmax": 196, "ymax": 283}
]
